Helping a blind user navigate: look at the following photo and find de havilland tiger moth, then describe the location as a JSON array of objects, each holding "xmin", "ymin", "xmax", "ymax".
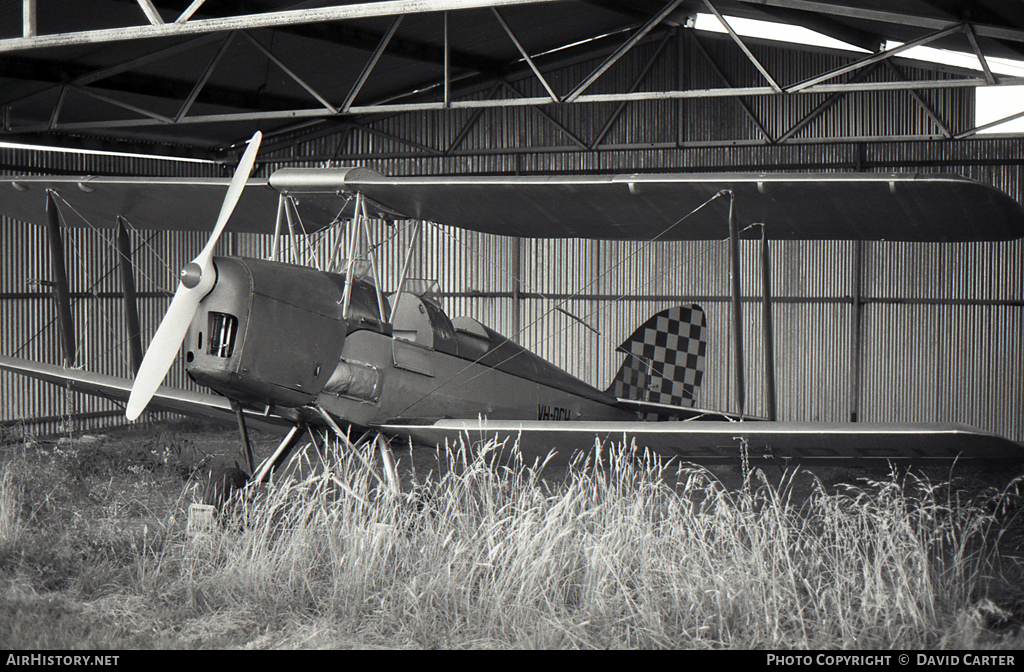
[{"xmin": 1, "ymin": 131, "xmax": 1022, "ymax": 487}]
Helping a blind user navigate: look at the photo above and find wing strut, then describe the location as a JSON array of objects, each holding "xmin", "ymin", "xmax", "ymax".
[
  {"xmin": 116, "ymin": 218, "xmax": 144, "ymax": 375},
  {"xmin": 760, "ymin": 223, "xmax": 777, "ymax": 421},
  {"xmin": 45, "ymin": 191, "xmax": 76, "ymax": 367},
  {"xmin": 727, "ymin": 190, "xmax": 745, "ymax": 419}
]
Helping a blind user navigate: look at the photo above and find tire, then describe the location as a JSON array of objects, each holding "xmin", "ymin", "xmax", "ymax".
[{"xmin": 203, "ymin": 464, "xmax": 250, "ymax": 513}]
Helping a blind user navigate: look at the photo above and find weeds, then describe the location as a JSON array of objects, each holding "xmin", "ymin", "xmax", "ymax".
[{"xmin": 1, "ymin": 425, "xmax": 1023, "ymax": 649}]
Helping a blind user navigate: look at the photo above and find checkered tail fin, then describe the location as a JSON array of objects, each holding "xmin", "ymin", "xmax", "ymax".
[{"xmin": 605, "ymin": 304, "xmax": 707, "ymax": 408}]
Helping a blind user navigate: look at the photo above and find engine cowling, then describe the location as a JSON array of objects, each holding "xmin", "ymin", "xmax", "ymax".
[{"xmin": 184, "ymin": 256, "xmax": 386, "ymax": 409}]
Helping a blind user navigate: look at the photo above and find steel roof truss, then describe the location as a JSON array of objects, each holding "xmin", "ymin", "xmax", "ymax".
[
  {"xmin": 341, "ymin": 15, "xmax": 403, "ymax": 114},
  {"xmin": 775, "ymin": 63, "xmax": 880, "ymax": 145},
  {"xmin": 701, "ymin": 0, "xmax": 782, "ymax": 93},
  {"xmin": 963, "ymin": 22, "xmax": 996, "ymax": 85},
  {"xmin": 241, "ymin": 31, "xmax": 339, "ymax": 114},
  {"xmin": 564, "ymin": 0, "xmax": 685, "ymax": 102},
  {"xmin": 690, "ymin": 32, "xmax": 773, "ymax": 143},
  {"xmin": 71, "ymin": 84, "xmax": 175, "ymax": 124},
  {"xmin": 176, "ymin": 32, "xmax": 236, "ymax": 122},
  {"xmin": 589, "ymin": 29, "xmax": 672, "ymax": 149},
  {"xmin": 501, "ymin": 79, "xmax": 589, "ymax": 150},
  {"xmin": 4, "ymin": 33, "xmax": 225, "ymax": 111},
  {"xmin": 786, "ymin": 22, "xmax": 964, "ymax": 93},
  {"xmin": 493, "ymin": 7, "xmax": 559, "ymax": 103},
  {"xmin": 47, "ymin": 85, "xmax": 67, "ymax": 130},
  {"xmin": 883, "ymin": 60, "xmax": 952, "ymax": 139},
  {"xmin": 17, "ymin": 71, "xmax": 1024, "ymax": 135},
  {"xmin": 445, "ymin": 81, "xmax": 502, "ymax": 154},
  {"xmin": 0, "ymin": 0, "xmax": 571, "ymax": 53}
]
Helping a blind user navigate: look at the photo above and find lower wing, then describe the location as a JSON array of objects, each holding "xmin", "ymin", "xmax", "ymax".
[
  {"xmin": 379, "ymin": 419, "xmax": 1024, "ymax": 466},
  {"xmin": 0, "ymin": 355, "xmax": 287, "ymax": 431}
]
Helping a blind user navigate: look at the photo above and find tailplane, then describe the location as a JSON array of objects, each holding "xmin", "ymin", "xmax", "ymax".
[{"xmin": 606, "ymin": 304, "xmax": 707, "ymax": 409}]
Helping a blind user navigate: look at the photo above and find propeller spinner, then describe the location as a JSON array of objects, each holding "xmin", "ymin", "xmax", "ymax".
[{"xmin": 126, "ymin": 131, "xmax": 262, "ymax": 421}]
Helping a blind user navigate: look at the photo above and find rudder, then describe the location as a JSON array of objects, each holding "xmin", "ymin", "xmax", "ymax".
[{"xmin": 606, "ymin": 304, "xmax": 707, "ymax": 408}]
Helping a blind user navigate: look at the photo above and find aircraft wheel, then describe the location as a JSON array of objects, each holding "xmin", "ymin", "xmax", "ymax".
[{"xmin": 203, "ymin": 464, "xmax": 250, "ymax": 514}]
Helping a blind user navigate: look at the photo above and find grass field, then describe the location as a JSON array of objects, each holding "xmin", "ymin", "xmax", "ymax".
[{"xmin": 1, "ymin": 420, "xmax": 1023, "ymax": 649}]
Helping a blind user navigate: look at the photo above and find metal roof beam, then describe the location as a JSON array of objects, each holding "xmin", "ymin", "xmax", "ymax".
[
  {"xmin": 731, "ymin": 0, "xmax": 1024, "ymax": 46},
  {"xmin": 702, "ymin": 0, "xmax": 782, "ymax": 93},
  {"xmin": 341, "ymin": 15, "xmax": 403, "ymax": 114},
  {"xmin": 16, "ymin": 72, "xmax": 1024, "ymax": 135},
  {"xmin": 175, "ymin": 0, "xmax": 206, "ymax": 24},
  {"xmin": 493, "ymin": 7, "xmax": 559, "ymax": 103},
  {"xmin": 589, "ymin": 29, "xmax": 672, "ymax": 149},
  {"xmin": 775, "ymin": 63, "xmax": 880, "ymax": 144},
  {"xmin": 690, "ymin": 31, "xmax": 773, "ymax": 143},
  {"xmin": 0, "ymin": 55, "xmax": 316, "ymax": 116},
  {"xmin": 954, "ymin": 109, "xmax": 1024, "ymax": 139},
  {"xmin": 785, "ymin": 22, "xmax": 964, "ymax": 93},
  {"xmin": 137, "ymin": 0, "xmax": 166, "ymax": 25},
  {"xmin": 23, "ymin": 0, "xmax": 36, "ymax": 38},
  {"xmin": 884, "ymin": 61, "xmax": 952, "ymax": 139},
  {"xmin": 749, "ymin": 5, "xmax": 884, "ymax": 53},
  {"xmin": 106, "ymin": 0, "xmax": 511, "ymax": 76},
  {"xmin": 0, "ymin": 0, "xmax": 571, "ymax": 54},
  {"xmin": 240, "ymin": 31, "xmax": 338, "ymax": 113},
  {"xmin": 501, "ymin": 80, "xmax": 589, "ymax": 150},
  {"xmin": 175, "ymin": 32, "xmax": 235, "ymax": 122},
  {"xmin": 564, "ymin": 0, "xmax": 685, "ymax": 102},
  {"xmin": 964, "ymin": 22, "xmax": 996, "ymax": 85}
]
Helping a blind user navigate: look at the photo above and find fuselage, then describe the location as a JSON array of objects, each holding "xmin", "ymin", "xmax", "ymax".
[{"xmin": 183, "ymin": 256, "xmax": 635, "ymax": 430}]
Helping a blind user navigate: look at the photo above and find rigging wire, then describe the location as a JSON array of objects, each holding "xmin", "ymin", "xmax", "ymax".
[{"xmin": 390, "ymin": 190, "xmax": 738, "ymax": 418}]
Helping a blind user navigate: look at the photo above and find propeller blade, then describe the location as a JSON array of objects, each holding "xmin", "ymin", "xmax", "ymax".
[
  {"xmin": 126, "ymin": 131, "xmax": 262, "ymax": 421},
  {"xmin": 196, "ymin": 132, "xmax": 262, "ymax": 267},
  {"xmin": 125, "ymin": 283, "xmax": 203, "ymax": 421}
]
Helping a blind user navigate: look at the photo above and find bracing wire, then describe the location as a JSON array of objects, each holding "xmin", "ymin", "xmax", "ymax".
[{"xmin": 390, "ymin": 190, "xmax": 738, "ymax": 418}]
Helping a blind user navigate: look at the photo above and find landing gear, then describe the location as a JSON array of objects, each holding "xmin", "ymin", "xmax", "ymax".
[
  {"xmin": 202, "ymin": 463, "xmax": 249, "ymax": 510},
  {"xmin": 231, "ymin": 400, "xmax": 256, "ymax": 474}
]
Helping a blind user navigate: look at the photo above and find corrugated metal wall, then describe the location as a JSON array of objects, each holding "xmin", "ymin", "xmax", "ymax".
[
  {"xmin": 2, "ymin": 30, "xmax": 1022, "ymax": 441},
  {"xmin": 0, "ymin": 153, "xmax": 221, "ymax": 434}
]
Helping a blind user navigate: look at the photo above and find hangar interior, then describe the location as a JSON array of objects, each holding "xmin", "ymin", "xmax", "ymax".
[{"xmin": 0, "ymin": 1, "xmax": 1022, "ymax": 442}]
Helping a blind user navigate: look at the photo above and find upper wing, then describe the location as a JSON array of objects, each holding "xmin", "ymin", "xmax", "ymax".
[
  {"xmin": 0, "ymin": 355, "xmax": 287, "ymax": 430},
  {"xmin": 380, "ymin": 419, "xmax": 1024, "ymax": 466},
  {"xmin": 6, "ymin": 168, "xmax": 1022, "ymax": 241},
  {"xmin": 1, "ymin": 175, "xmax": 349, "ymax": 235},
  {"xmin": 273, "ymin": 168, "xmax": 1024, "ymax": 242}
]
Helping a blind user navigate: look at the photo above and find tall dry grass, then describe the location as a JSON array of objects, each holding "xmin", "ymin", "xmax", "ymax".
[
  {"xmin": 0, "ymin": 463, "xmax": 22, "ymax": 550},
  {"xmin": 146, "ymin": 435, "xmax": 1022, "ymax": 649}
]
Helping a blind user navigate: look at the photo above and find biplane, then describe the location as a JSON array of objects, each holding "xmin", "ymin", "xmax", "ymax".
[{"xmin": 1, "ymin": 131, "xmax": 1022, "ymax": 490}]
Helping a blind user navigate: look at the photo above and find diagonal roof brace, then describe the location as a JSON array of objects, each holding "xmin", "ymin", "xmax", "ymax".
[
  {"xmin": 785, "ymin": 22, "xmax": 964, "ymax": 93},
  {"xmin": 563, "ymin": 0, "xmax": 685, "ymax": 102},
  {"xmin": 701, "ymin": 0, "xmax": 782, "ymax": 93}
]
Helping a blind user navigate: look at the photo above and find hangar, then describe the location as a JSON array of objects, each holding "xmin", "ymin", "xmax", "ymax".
[{"xmin": 0, "ymin": 0, "xmax": 1021, "ymax": 446}]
